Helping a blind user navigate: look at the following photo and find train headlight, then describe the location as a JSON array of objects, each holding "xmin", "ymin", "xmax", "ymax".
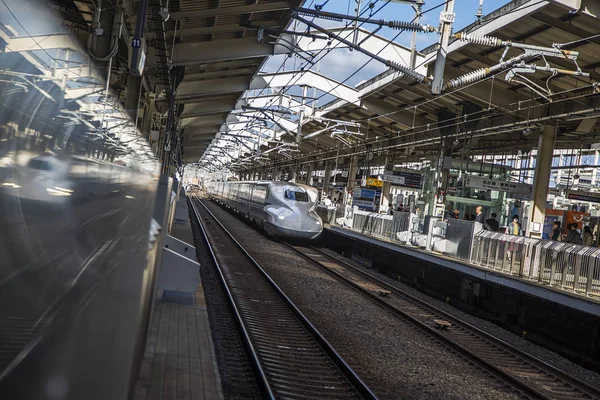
[
  {"xmin": 278, "ymin": 215, "xmax": 285, "ymax": 220},
  {"xmin": 315, "ymin": 220, "xmax": 321, "ymax": 225}
]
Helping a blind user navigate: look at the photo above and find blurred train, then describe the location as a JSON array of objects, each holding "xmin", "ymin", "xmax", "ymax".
[
  {"xmin": 207, "ymin": 181, "xmax": 323, "ymax": 240},
  {"xmin": 0, "ymin": 152, "xmax": 130, "ymax": 204}
]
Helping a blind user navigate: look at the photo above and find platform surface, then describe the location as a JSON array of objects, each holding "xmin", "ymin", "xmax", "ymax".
[
  {"xmin": 133, "ymin": 194, "xmax": 222, "ymax": 400},
  {"xmin": 327, "ymin": 226, "xmax": 600, "ymax": 318}
]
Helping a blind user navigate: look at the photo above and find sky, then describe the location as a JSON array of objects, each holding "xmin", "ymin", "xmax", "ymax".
[{"xmin": 263, "ymin": 0, "xmax": 515, "ymax": 88}]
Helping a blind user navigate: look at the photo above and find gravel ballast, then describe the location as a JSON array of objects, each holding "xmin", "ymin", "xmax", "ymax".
[{"xmin": 202, "ymin": 200, "xmax": 528, "ymax": 400}]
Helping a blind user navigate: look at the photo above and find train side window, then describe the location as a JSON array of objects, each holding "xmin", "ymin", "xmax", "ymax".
[{"xmin": 284, "ymin": 189, "xmax": 308, "ymax": 202}]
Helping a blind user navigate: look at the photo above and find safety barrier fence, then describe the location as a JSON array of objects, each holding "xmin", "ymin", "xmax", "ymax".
[
  {"xmin": 472, "ymin": 231, "xmax": 600, "ymax": 296},
  {"xmin": 335, "ymin": 209, "xmax": 600, "ymax": 298}
]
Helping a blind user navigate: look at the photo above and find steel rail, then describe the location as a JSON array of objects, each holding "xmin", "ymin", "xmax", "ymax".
[
  {"xmin": 287, "ymin": 244, "xmax": 600, "ymax": 400},
  {"xmin": 190, "ymin": 199, "xmax": 378, "ymax": 400}
]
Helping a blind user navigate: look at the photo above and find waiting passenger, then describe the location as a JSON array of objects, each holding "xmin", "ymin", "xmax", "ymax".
[
  {"xmin": 582, "ymin": 225, "xmax": 594, "ymax": 246},
  {"xmin": 464, "ymin": 213, "xmax": 471, "ymax": 221},
  {"xmin": 484, "ymin": 213, "xmax": 499, "ymax": 231},
  {"xmin": 475, "ymin": 206, "xmax": 485, "ymax": 224},
  {"xmin": 505, "ymin": 215, "xmax": 523, "ymax": 236},
  {"xmin": 564, "ymin": 223, "xmax": 582, "ymax": 244},
  {"xmin": 551, "ymin": 221, "xmax": 562, "ymax": 241},
  {"xmin": 505, "ymin": 215, "xmax": 523, "ymax": 262}
]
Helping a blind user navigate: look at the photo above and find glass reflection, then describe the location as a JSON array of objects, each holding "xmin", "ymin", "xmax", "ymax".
[{"xmin": 0, "ymin": 0, "xmax": 159, "ymax": 398}]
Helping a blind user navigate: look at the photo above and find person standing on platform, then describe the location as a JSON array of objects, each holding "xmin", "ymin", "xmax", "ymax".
[
  {"xmin": 505, "ymin": 215, "xmax": 523, "ymax": 262},
  {"xmin": 475, "ymin": 206, "xmax": 485, "ymax": 224},
  {"xmin": 564, "ymin": 223, "xmax": 582, "ymax": 244},
  {"xmin": 506, "ymin": 215, "xmax": 523, "ymax": 236},
  {"xmin": 551, "ymin": 221, "xmax": 562, "ymax": 241},
  {"xmin": 582, "ymin": 225, "xmax": 594, "ymax": 246},
  {"xmin": 484, "ymin": 213, "xmax": 499, "ymax": 232}
]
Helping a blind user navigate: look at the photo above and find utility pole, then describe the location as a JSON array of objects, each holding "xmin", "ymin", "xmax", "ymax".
[{"xmin": 431, "ymin": 0, "xmax": 455, "ymax": 95}]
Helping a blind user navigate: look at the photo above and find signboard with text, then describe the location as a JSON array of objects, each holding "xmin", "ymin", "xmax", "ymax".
[
  {"xmin": 567, "ymin": 190, "xmax": 600, "ymax": 203},
  {"xmin": 465, "ymin": 176, "xmax": 532, "ymax": 200},
  {"xmin": 352, "ymin": 188, "xmax": 377, "ymax": 210},
  {"xmin": 383, "ymin": 170, "xmax": 423, "ymax": 190},
  {"xmin": 366, "ymin": 178, "xmax": 383, "ymax": 187}
]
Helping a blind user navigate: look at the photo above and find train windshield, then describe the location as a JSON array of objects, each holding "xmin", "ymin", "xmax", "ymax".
[{"xmin": 285, "ymin": 189, "xmax": 309, "ymax": 202}]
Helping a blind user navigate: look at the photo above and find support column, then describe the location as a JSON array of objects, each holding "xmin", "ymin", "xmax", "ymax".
[
  {"xmin": 347, "ymin": 156, "xmax": 358, "ymax": 191},
  {"xmin": 141, "ymin": 93, "xmax": 155, "ymax": 140},
  {"xmin": 125, "ymin": 75, "xmax": 143, "ymax": 124},
  {"xmin": 380, "ymin": 154, "xmax": 393, "ymax": 212},
  {"xmin": 527, "ymin": 124, "xmax": 557, "ymax": 238},
  {"xmin": 305, "ymin": 162, "xmax": 314, "ymax": 186},
  {"xmin": 323, "ymin": 162, "xmax": 332, "ymax": 193}
]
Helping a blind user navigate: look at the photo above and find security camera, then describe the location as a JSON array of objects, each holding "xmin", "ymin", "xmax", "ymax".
[
  {"xmin": 159, "ymin": 8, "xmax": 170, "ymax": 21},
  {"xmin": 523, "ymin": 127, "xmax": 532, "ymax": 136}
]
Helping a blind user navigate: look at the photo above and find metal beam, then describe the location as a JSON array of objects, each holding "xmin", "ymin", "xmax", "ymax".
[
  {"xmin": 170, "ymin": 38, "xmax": 290, "ymax": 65},
  {"xmin": 181, "ymin": 100, "xmax": 238, "ymax": 118},
  {"xmin": 531, "ymin": 13, "xmax": 600, "ymax": 49},
  {"xmin": 3, "ymin": 34, "xmax": 79, "ymax": 53},
  {"xmin": 177, "ymin": 76, "xmax": 251, "ymax": 97},
  {"xmin": 183, "ymin": 126, "xmax": 222, "ymax": 136},
  {"xmin": 64, "ymin": 86, "xmax": 104, "ymax": 99},
  {"xmin": 361, "ymin": 97, "xmax": 429, "ymax": 129},
  {"xmin": 251, "ymin": 70, "xmax": 360, "ymax": 104},
  {"xmin": 171, "ymin": 2, "xmax": 291, "ymax": 19},
  {"xmin": 182, "ymin": 115, "xmax": 229, "ymax": 127},
  {"xmin": 168, "ymin": 21, "xmax": 281, "ymax": 38},
  {"xmin": 183, "ymin": 68, "xmax": 255, "ymax": 82}
]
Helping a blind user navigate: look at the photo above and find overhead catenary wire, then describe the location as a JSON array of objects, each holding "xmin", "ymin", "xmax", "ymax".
[
  {"xmin": 227, "ymin": 0, "xmax": 450, "ymax": 167},
  {"xmin": 203, "ymin": 0, "xmax": 392, "ymax": 165}
]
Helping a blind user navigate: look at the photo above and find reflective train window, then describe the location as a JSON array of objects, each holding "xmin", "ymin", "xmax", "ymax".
[
  {"xmin": 284, "ymin": 189, "xmax": 309, "ymax": 202},
  {"xmin": 252, "ymin": 185, "xmax": 267, "ymax": 202}
]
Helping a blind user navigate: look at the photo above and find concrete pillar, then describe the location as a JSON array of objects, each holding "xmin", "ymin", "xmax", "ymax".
[
  {"xmin": 323, "ymin": 162, "xmax": 332, "ymax": 193},
  {"xmin": 380, "ymin": 154, "xmax": 393, "ymax": 212},
  {"xmin": 305, "ymin": 163, "xmax": 314, "ymax": 186},
  {"xmin": 347, "ymin": 156, "xmax": 359, "ymax": 191},
  {"xmin": 527, "ymin": 125, "xmax": 557, "ymax": 238},
  {"xmin": 125, "ymin": 76, "xmax": 143, "ymax": 124},
  {"xmin": 141, "ymin": 93, "xmax": 155, "ymax": 140}
]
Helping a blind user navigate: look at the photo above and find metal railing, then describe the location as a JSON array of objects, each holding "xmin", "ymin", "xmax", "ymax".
[
  {"xmin": 472, "ymin": 231, "xmax": 600, "ymax": 296},
  {"xmin": 349, "ymin": 210, "xmax": 413, "ymax": 241}
]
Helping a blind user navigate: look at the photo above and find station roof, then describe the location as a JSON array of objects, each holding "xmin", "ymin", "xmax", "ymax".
[
  {"xmin": 3, "ymin": 0, "xmax": 599, "ymax": 172},
  {"xmin": 192, "ymin": 0, "xmax": 600, "ymax": 172}
]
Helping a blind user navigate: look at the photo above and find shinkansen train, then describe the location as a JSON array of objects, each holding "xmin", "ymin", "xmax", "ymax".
[{"xmin": 207, "ymin": 180, "xmax": 323, "ymax": 240}]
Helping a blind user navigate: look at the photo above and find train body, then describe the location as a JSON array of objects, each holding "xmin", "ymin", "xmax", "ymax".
[{"xmin": 207, "ymin": 180, "xmax": 323, "ymax": 240}]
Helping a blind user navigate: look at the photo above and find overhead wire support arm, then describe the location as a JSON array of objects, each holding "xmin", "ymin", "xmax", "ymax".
[
  {"xmin": 292, "ymin": 14, "xmax": 428, "ymax": 83},
  {"xmin": 293, "ymin": 7, "xmax": 436, "ymax": 32},
  {"xmin": 454, "ymin": 33, "xmax": 581, "ymax": 60}
]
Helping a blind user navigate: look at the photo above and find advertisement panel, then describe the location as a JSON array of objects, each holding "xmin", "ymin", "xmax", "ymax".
[
  {"xmin": 352, "ymin": 188, "xmax": 377, "ymax": 210},
  {"xmin": 565, "ymin": 210, "xmax": 590, "ymax": 230}
]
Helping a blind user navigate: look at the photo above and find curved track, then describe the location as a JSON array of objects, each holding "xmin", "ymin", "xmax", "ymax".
[
  {"xmin": 190, "ymin": 199, "xmax": 377, "ymax": 400},
  {"xmin": 288, "ymin": 244, "xmax": 600, "ymax": 400}
]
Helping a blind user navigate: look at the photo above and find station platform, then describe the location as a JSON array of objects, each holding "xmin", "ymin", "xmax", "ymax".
[
  {"xmin": 320, "ymin": 226, "xmax": 600, "ymax": 368},
  {"xmin": 133, "ymin": 196, "xmax": 223, "ymax": 400}
]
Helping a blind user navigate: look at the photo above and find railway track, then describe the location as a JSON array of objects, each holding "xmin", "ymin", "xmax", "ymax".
[
  {"xmin": 190, "ymin": 199, "xmax": 378, "ymax": 400},
  {"xmin": 288, "ymin": 244, "xmax": 600, "ymax": 400}
]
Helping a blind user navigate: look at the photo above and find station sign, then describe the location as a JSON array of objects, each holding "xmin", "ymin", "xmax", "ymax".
[
  {"xmin": 366, "ymin": 177, "xmax": 383, "ymax": 187},
  {"xmin": 352, "ymin": 188, "xmax": 376, "ymax": 210},
  {"xmin": 383, "ymin": 170, "xmax": 423, "ymax": 190},
  {"xmin": 548, "ymin": 188, "xmax": 562, "ymax": 196},
  {"xmin": 465, "ymin": 175, "xmax": 532, "ymax": 200},
  {"xmin": 566, "ymin": 190, "xmax": 600, "ymax": 203}
]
